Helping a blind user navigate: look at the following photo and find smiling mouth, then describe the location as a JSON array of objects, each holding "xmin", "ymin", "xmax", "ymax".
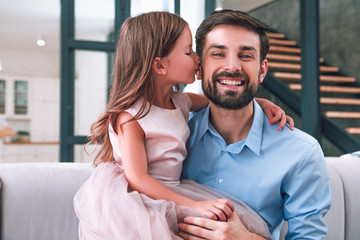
[{"xmin": 218, "ymin": 79, "xmax": 245, "ymax": 86}]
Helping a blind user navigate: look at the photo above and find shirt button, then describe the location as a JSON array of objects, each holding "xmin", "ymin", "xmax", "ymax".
[{"xmin": 218, "ymin": 178, "xmax": 224, "ymax": 183}]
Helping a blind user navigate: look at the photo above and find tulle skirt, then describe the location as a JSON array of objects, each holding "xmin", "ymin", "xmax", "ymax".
[{"xmin": 74, "ymin": 162, "xmax": 272, "ymax": 240}]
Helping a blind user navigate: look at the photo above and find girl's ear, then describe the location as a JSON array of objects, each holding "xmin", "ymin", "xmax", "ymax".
[{"xmin": 152, "ymin": 57, "xmax": 167, "ymax": 75}]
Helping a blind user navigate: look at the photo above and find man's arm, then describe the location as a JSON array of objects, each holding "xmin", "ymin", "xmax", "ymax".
[
  {"xmin": 178, "ymin": 213, "xmax": 268, "ymax": 240},
  {"xmin": 283, "ymin": 142, "xmax": 331, "ymax": 239}
]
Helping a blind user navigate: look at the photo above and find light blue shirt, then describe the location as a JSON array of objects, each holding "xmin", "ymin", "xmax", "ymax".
[{"xmin": 182, "ymin": 100, "xmax": 331, "ymax": 240}]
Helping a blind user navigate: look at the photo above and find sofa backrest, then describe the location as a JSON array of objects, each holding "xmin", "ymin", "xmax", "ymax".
[
  {"xmin": 1, "ymin": 157, "xmax": 359, "ymax": 240},
  {"xmin": 325, "ymin": 157, "xmax": 360, "ymax": 240}
]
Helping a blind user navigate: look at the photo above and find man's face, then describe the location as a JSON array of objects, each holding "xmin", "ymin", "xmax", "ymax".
[{"xmin": 200, "ymin": 24, "xmax": 268, "ymax": 110}]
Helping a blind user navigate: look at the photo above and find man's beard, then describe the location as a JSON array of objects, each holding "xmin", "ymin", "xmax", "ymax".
[{"xmin": 202, "ymin": 70, "xmax": 259, "ymax": 110}]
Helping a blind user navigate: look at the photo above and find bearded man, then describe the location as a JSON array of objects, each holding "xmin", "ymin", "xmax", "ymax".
[{"xmin": 180, "ymin": 9, "xmax": 331, "ymax": 240}]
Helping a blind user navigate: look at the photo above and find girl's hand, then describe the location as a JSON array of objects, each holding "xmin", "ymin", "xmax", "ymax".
[
  {"xmin": 256, "ymin": 98, "xmax": 294, "ymax": 131},
  {"xmin": 189, "ymin": 199, "xmax": 234, "ymax": 222},
  {"xmin": 266, "ymin": 104, "xmax": 294, "ymax": 131}
]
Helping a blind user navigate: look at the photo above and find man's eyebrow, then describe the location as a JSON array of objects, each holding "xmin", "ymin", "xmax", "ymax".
[
  {"xmin": 206, "ymin": 44, "xmax": 257, "ymax": 52},
  {"xmin": 206, "ymin": 44, "xmax": 227, "ymax": 52},
  {"xmin": 240, "ymin": 46, "xmax": 257, "ymax": 51}
]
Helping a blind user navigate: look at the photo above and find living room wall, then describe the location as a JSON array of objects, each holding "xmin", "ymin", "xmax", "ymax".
[{"xmin": 249, "ymin": 0, "xmax": 360, "ymax": 83}]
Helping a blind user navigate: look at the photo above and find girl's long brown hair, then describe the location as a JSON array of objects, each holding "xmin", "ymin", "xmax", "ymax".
[{"xmin": 87, "ymin": 12, "xmax": 187, "ymax": 166}]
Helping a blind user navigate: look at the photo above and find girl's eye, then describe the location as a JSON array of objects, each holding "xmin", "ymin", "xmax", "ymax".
[{"xmin": 186, "ymin": 52, "xmax": 192, "ymax": 56}]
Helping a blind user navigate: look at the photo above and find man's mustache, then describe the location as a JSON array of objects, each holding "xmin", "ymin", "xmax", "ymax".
[{"xmin": 212, "ymin": 71, "xmax": 249, "ymax": 81}]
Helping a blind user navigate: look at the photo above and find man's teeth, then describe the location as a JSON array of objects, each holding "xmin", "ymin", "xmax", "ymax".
[{"xmin": 219, "ymin": 80, "xmax": 243, "ymax": 86}]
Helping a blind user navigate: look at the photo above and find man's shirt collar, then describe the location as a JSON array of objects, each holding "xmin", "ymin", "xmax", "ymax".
[
  {"xmin": 244, "ymin": 100, "xmax": 264, "ymax": 156},
  {"xmin": 198, "ymin": 100, "xmax": 265, "ymax": 156},
  {"xmin": 198, "ymin": 105, "xmax": 211, "ymax": 138}
]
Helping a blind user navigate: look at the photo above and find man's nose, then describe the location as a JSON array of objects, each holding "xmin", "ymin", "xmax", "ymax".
[{"xmin": 224, "ymin": 56, "xmax": 241, "ymax": 72}]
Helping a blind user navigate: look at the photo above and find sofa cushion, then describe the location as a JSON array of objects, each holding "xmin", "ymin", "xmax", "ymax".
[{"xmin": 0, "ymin": 162, "xmax": 94, "ymax": 240}]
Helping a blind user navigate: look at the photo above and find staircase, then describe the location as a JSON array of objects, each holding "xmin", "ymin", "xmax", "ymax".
[{"xmin": 264, "ymin": 32, "xmax": 360, "ymax": 152}]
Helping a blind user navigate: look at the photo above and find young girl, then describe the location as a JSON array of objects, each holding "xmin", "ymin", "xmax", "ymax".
[{"xmin": 74, "ymin": 11, "xmax": 290, "ymax": 240}]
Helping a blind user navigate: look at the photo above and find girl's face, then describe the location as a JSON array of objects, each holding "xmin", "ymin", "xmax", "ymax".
[{"xmin": 163, "ymin": 26, "xmax": 199, "ymax": 85}]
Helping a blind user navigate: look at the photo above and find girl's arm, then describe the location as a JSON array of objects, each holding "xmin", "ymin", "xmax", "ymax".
[
  {"xmin": 185, "ymin": 93, "xmax": 209, "ymax": 112},
  {"xmin": 255, "ymin": 97, "xmax": 294, "ymax": 131},
  {"xmin": 116, "ymin": 112, "xmax": 233, "ymax": 221}
]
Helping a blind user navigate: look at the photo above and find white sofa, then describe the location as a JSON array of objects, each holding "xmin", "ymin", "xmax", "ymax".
[{"xmin": 0, "ymin": 157, "xmax": 359, "ymax": 240}]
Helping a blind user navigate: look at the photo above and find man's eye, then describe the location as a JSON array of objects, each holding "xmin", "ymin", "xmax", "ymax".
[
  {"xmin": 240, "ymin": 55, "xmax": 253, "ymax": 59},
  {"xmin": 212, "ymin": 53, "xmax": 224, "ymax": 57}
]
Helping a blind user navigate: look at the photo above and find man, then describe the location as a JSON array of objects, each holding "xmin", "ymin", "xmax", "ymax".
[{"xmin": 179, "ymin": 9, "xmax": 331, "ymax": 240}]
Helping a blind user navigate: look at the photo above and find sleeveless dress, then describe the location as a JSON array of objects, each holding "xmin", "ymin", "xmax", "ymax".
[{"xmin": 74, "ymin": 91, "xmax": 272, "ymax": 240}]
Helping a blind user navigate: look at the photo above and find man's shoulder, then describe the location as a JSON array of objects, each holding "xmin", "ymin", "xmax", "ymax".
[{"xmin": 264, "ymin": 120, "xmax": 320, "ymax": 150}]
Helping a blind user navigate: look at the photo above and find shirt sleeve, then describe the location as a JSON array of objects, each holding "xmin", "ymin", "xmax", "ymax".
[{"xmin": 282, "ymin": 142, "xmax": 331, "ymax": 239}]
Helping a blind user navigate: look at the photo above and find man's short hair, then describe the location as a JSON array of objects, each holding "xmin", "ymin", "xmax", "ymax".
[{"xmin": 196, "ymin": 9, "xmax": 270, "ymax": 63}]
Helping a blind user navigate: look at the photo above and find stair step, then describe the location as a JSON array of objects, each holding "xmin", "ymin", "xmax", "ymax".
[
  {"xmin": 267, "ymin": 32, "xmax": 285, "ymax": 39},
  {"xmin": 320, "ymin": 97, "xmax": 360, "ymax": 105},
  {"xmin": 345, "ymin": 128, "xmax": 360, "ymax": 134},
  {"xmin": 269, "ymin": 62, "xmax": 339, "ymax": 72},
  {"xmin": 269, "ymin": 46, "xmax": 301, "ymax": 54},
  {"xmin": 320, "ymin": 66, "xmax": 340, "ymax": 72},
  {"xmin": 266, "ymin": 54, "xmax": 324, "ymax": 63},
  {"xmin": 269, "ymin": 39, "xmax": 297, "ymax": 46},
  {"xmin": 325, "ymin": 111, "xmax": 360, "ymax": 118},
  {"xmin": 288, "ymin": 84, "xmax": 360, "ymax": 94},
  {"xmin": 273, "ymin": 72, "xmax": 356, "ymax": 83}
]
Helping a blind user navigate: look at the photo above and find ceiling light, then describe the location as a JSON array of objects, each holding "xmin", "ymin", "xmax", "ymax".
[
  {"xmin": 0, "ymin": 61, "xmax": 2, "ymax": 71},
  {"xmin": 37, "ymin": 36, "xmax": 46, "ymax": 47}
]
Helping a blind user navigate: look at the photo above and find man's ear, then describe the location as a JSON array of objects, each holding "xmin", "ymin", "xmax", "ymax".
[
  {"xmin": 196, "ymin": 65, "xmax": 202, "ymax": 80},
  {"xmin": 258, "ymin": 59, "xmax": 268, "ymax": 84},
  {"xmin": 152, "ymin": 57, "xmax": 167, "ymax": 75}
]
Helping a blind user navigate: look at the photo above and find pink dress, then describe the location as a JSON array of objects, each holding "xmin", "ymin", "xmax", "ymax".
[{"xmin": 74, "ymin": 91, "xmax": 272, "ymax": 240}]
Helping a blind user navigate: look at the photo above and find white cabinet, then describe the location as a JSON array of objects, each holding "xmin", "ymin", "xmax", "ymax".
[
  {"xmin": 30, "ymin": 78, "xmax": 59, "ymax": 142},
  {"xmin": 0, "ymin": 77, "xmax": 60, "ymax": 142},
  {"xmin": 0, "ymin": 78, "xmax": 30, "ymax": 118}
]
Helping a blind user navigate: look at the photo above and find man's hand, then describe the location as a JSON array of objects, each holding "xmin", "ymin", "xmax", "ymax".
[{"xmin": 178, "ymin": 213, "xmax": 267, "ymax": 240}]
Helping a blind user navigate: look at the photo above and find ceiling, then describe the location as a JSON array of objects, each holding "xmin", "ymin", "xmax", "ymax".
[{"xmin": 0, "ymin": 0, "xmax": 274, "ymax": 52}]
